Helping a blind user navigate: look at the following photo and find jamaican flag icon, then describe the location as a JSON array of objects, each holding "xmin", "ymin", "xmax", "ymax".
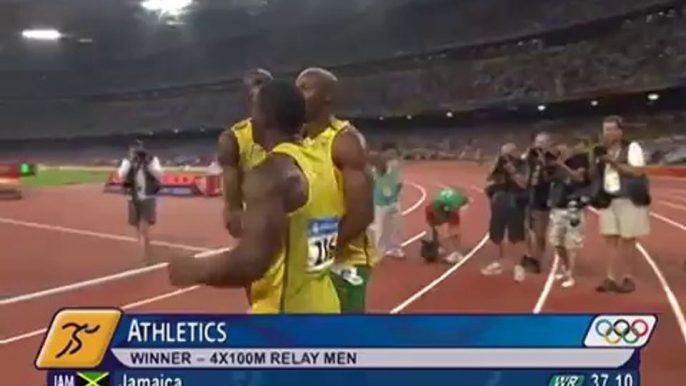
[{"xmin": 76, "ymin": 371, "xmax": 109, "ymax": 386}]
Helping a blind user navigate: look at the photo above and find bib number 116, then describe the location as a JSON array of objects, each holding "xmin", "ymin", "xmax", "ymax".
[
  {"xmin": 313, "ymin": 236, "xmax": 336, "ymax": 265},
  {"xmin": 308, "ymin": 234, "xmax": 336, "ymax": 272}
]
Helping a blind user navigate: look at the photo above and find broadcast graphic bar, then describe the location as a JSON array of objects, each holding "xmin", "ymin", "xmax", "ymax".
[{"xmin": 111, "ymin": 347, "xmax": 635, "ymax": 369}]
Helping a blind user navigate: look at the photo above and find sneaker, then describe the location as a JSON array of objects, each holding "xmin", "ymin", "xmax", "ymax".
[
  {"xmin": 561, "ymin": 276, "xmax": 575, "ymax": 288},
  {"xmin": 520, "ymin": 255, "xmax": 532, "ymax": 268},
  {"xmin": 444, "ymin": 252, "xmax": 463, "ymax": 264},
  {"xmin": 513, "ymin": 264, "xmax": 526, "ymax": 283},
  {"xmin": 481, "ymin": 261, "xmax": 503, "ymax": 276},
  {"xmin": 388, "ymin": 248, "xmax": 406, "ymax": 259},
  {"xmin": 595, "ymin": 278, "xmax": 620, "ymax": 293},
  {"xmin": 554, "ymin": 266, "xmax": 568, "ymax": 281},
  {"xmin": 520, "ymin": 256, "xmax": 542, "ymax": 274},
  {"xmin": 529, "ymin": 258, "xmax": 542, "ymax": 274},
  {"xmin": 617, "ymin": 277, "xmax": 636, "ymax": 294}
]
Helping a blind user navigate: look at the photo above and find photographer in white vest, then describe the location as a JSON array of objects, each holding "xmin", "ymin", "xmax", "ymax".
[
  {"xmin": 117, "ymin": 140, "xmax": 164, "ymax": 264},
  {"xmin": 592, "ymin": 116, "xmax": 650, "ymax": 294}
]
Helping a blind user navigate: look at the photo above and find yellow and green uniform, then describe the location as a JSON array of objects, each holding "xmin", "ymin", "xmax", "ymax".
[
  {"xmin": 304, "ymin": 118, "xmax": 378, "ymax": 312},
  {"xmin": 230, "ymin": 118, "xmax": 267, "ymax": 173},
  {"xmin": 249, "ymin": 142, "xmax": 344, "ymax": 313}
]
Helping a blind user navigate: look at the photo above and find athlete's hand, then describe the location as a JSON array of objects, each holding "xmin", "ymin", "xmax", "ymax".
[
  {"xmin": 223, "ymin": 208, "xmax": 243, "ymax": 238},
  {"xmin": 168, "ymin": 257, "xmax": 202, "ymax": 287}
]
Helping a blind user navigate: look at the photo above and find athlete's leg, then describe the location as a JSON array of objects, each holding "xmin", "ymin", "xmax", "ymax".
[
  {"xmin": 387, "ymin": 203, "xmax": 404, "ymax": 258},
  {"xmin": 330, "ymin": 263, "xmax": 370, "ymax": 313},
  {"xmin": 139, "ymin": 198, "xmax": 157, "ymax": 264},
  {"xmin": 371, "ymin": 205, "xmax": 384, "ymax": 254},
  {"xmin": 346, "ymin": 265, "xmax": 370, "ymax": 313}
]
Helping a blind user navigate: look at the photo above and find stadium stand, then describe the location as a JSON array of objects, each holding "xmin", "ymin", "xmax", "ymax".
[{"xmin": 0, "ymin": 0, "xmax": 684, "ymax": 165}]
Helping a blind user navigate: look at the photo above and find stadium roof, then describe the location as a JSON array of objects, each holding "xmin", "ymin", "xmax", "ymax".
[{"xmin": 0, "ymin": 0, "xmax": 422, "ymax": 72}]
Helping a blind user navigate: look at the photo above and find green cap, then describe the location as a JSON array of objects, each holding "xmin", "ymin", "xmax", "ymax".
[{"xmin": 433, "ymin": 188, "xmax": 467, "ymax": 212}]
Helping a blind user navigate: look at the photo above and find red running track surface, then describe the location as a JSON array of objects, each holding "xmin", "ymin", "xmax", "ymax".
[{"xmin": 0, "ymin": 162, "xmax": 684, "ymax": 386}]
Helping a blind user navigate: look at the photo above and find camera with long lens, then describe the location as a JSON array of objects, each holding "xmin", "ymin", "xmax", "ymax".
[
  {"xmin": 566, "ymin": 195, "xmax": 589, "ymax": 227},
  {"xmin": 528, "ymin": 147, "xmax": 558, "ymax": 163},
  {"xmin": 133, "ymin": 148, "xmax": 149, "ymax": 164},
  {"xmin": 567, "ymin": 200, "xmax": 581, "ymax": 227},
  {"xmin": 592, "ymin": 145, "xmax": 607, "ymax": 158},
  {"xmin": 494, "ymin": 154, "xmax": 516, "ymax": 173}
]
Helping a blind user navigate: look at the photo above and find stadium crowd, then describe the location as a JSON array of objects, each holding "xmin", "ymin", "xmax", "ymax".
[{"xmin": 0, "ymin": 0, "xmax": 684, "ymax": 166}]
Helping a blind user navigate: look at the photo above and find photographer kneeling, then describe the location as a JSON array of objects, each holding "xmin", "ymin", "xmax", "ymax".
[
  {"xmin": 547, "ymin": 142, "xmax": 590, "ymax": 289},
  {"xmin": 117, "ymin": 140, "xmax": 164, "ymax": 264},
  {"xmin": 482, "ymin": 143, "xmax": 529, "ymax": 282}
]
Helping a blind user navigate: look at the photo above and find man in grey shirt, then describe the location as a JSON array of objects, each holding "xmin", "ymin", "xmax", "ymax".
[{"xmin": 117, "ymin": 141, "xmax": 164, "ymax": 264}]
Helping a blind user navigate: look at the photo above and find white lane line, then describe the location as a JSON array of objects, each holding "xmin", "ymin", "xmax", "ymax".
[
  {"xmin": 468, "ymin": 183, "xmax": 558, "ymax": 314},
  {"xmin": 0, "ymin": 230, "xmax": 431, "ymax": 346},
  {"xmin": 0, "ymin": 216, "xmax": 208, "ymax": 252},
  {"xmin": 533, "ymin": 254, "xmax": 559, "ymax": 314},
  {"xmin": 662, "ymin": 194, "xmax": 686, "ymax": 204},
  {"xmin": 588, "ymin": 208, "xmax": 686, "ymax": 346},
  {"xmin": 0, "ymin": 247, "xmax": 230, "ymax": 345},
  {"xmin": 656, "ymin": 200, "xmax": 686, "ymax": 213},
  {"xmin": 1, "ymin": 182, "xmax": 428, "ymax": 307},
  {"xmin": 650, "ymin": 211, "xmax": 686, "ymax": 233},
  {"xmin": 0, "ymin": 261, "xmax": 190, "ymax": 306},
  {"xmin": 403, "ymin": 182, "xmax": 426, "ymax": 215},
  {"xmin": 391, "ymin": 181, "xmax": 491, "ymax": 314},
  {"xmin": 651, "ymin": 176, "xmax": 686, "ymax": 183},
  {"xmin": 635, "ymin": 243, "xmax": 686, "ymax": 345},
  {"xmin": 0, "ymin": 182, "xmax": 429, "ymax": 344},
  {"xmin": 390, "ymin": 234, "xmax": 489, "ymax": 314}
]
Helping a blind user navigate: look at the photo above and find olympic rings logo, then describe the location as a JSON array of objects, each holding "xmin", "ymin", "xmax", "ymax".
[{"xmin": 594, "ymin": 318, "xmax": 650, "ymax": 344}]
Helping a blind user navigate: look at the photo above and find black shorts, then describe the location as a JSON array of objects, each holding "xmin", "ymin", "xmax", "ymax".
[
  {"xmin": 128, "ymin": 199, "xmax": 157, "ymax": 226},
  {"xmin": 489, "ymin": 192, "xmax": 526, "ymax": 244},
  {"xmin": 527, "ymin": 207, "xmax": 550, "ymax": 231}
]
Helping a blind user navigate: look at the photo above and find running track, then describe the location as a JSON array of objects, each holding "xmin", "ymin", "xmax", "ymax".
[{"xmin": 0, "ymin": 161, "xmax": 684, "ymax": 385}]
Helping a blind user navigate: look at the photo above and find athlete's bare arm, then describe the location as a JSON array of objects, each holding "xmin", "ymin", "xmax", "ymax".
[
  {"xmin": 332, "ymin": 126, "xmax": 374, "ymax": 248},
  {"xmin": 170, "ymin": 157, "xmax": 290, "ymax": 287},
  {"xmin": 218, "ymin": 129, "xmax": 243, "ymax": 237}
]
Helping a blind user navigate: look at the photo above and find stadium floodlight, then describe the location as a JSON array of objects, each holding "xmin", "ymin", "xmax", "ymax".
[
  {"xmin": 22, "ymin": 29, "xmax": 62, "ymax": 41},
  {"xmin": 141, "ymin": 0, "xmax": 193, "ymax": 17}
]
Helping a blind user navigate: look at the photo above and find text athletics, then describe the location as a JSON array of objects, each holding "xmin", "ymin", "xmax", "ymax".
[{"xmin": 126, "ymin": 319, "xmax": 229, "ymax": 343}]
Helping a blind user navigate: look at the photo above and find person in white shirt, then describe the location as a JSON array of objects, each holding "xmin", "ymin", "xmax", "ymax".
[
  {"xmin": 594, "ymin": 116, "xmax": 650, "ymax": 294},
  {"xmin": 117, "ymin": 140, "xmax": 164, "ymax": 264}
]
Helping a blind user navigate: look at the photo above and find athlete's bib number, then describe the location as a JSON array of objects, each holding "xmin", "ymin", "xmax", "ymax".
[{"xmin": 307, "ymin": 217, "xmax": 339, "ymax": 273}]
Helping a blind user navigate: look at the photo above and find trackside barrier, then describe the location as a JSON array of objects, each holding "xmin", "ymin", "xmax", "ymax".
[{"xmin": 104, "ymin": 172, "xmax": 221, "ymax": 197}]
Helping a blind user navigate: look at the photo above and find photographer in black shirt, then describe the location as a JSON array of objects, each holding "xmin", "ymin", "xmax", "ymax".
[
  {"xmin": 523, "ymin": 132, "xmax": 556, "ymax": 274},
  {"xmin": 482, "ymin": 143, "xmax": 529, "ymax": 282},
  {"xmin": 546, "ymin": 141, "xmax": 591, "ymax": 289}
]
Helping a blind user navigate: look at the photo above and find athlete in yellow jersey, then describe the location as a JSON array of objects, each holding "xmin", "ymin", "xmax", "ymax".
[
  {"xmin": 169, "ymin": 80, "xmax": 342, "ymax": 313},
  {"xmin": 297, "ymin": 68, "xmax": 376, "ymax": 313},
  {"xmin": 218, "ymin": 69, "xmax": 272, "ymax": 238}
]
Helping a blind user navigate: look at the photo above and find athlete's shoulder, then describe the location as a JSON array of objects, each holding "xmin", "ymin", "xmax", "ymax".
[
  {"xmin": 230, "ymin": 118, "xmax": 252, "ymax": 132},
  {"xmin": 331, "ymin": 124, "xmax": 369, "ymax": 170},
  {"xmin": 218, "ymin": 126, "xmax": 240, "ymax": 166},
  {"xmin": 253, "ymin": 153, "xmax": 306, "ymax": 210},
  {"xmin": 335, "ymin": 122, "xmax": 367, "ymax": 150},
  {"xmin": 219, "ymin": 118, "xmax": 251, "ymax": 144}
]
